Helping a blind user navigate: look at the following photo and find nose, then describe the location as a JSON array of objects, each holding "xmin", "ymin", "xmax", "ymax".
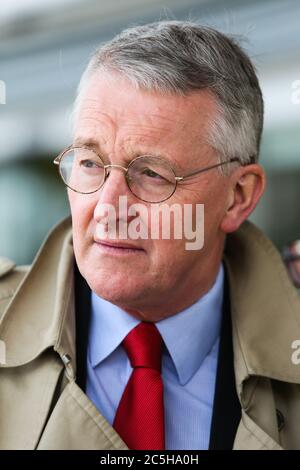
[
  {"xmin": 93, "ymin": 164, "xmax": 136, "ymax": 226},
  {"xmin": 98, "ymin": 164, "xmax": 131, "ymax": 203}
]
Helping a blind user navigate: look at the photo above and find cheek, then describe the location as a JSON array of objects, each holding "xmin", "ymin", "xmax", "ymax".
[
  {"xmin": 68, "ymin": 192, "xmax": 97, "ymax": 251},
  {"xmin": 150, "ymin": 237, "xmax": 193, "ymax": 278},
  {"xmin": 69, "ymin": 191, "xmax": 96, "ymax": 225}
]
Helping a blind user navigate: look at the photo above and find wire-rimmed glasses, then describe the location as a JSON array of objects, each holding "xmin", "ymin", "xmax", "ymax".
[{"xmin": 53, "ymin": 145, "xmax": 243, "ymax": 203}]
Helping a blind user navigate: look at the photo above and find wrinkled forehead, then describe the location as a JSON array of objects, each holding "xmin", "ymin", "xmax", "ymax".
[
  {"xmin": 75, "ymin": 72, "xmax": 217, "ymax": 134},
  {"xmin": 73, "ymin": 72, "xmax": 218, "ymax": 165}
]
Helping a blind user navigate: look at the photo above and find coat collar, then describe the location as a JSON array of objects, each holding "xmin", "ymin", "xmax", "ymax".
[
  {"xmin": 223, "ymin": 220, "xmax": 300, "ymax": 391},
  {"xmin": 1, "ymin": 216, "xmax": 300, "ymax": 391},
  {"xmin": 0, "ymin": 216, "xmax": 76, "ymax": 375}
]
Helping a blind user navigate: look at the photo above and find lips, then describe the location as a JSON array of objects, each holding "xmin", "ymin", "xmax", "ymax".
[{"xmin": 94, "ymin": 238, "xmax": 145, "ymax": 251}]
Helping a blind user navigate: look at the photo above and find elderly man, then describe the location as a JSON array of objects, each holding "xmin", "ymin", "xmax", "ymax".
[{"xmin": 0, "ymin": 21, "xmax": 300, "ymax": 451}]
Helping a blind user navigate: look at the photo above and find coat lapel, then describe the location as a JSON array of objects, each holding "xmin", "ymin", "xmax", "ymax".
[
  {"xmin": 0, "ymin": 352, "xmax": 65, "ymax": 449},
  {"xmin": 233, "ymin": 412, "xmax": 283, "ymax": 450},
  {"xmin": 37, "ymin": 380, "xmax": 129, "ymax": 450}
]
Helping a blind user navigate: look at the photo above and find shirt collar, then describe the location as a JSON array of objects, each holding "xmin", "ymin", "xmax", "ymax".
[
  {"xmin": 157, "ymin": 263, "xmax": 224, "ymax": 384},
  {"xmin": 89, "ymin": 263, "xmax": 224, "ymax": 386},
  {"xmin": 88, "ymin": 295, "xmax": 140, "ymax": 368}
]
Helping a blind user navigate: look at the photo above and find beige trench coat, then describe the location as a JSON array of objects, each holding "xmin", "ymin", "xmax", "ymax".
[{"xmin": 0, "ymin": 216, "xmax": 300, "ymax": 450}]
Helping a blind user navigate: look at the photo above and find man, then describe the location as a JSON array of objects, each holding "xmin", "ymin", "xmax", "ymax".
[{"xmin": 0, "ymin": 21, "xmax": 300, "ymax": 450}]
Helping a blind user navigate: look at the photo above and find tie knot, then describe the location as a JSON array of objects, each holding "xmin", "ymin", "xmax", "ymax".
[{"xmin": 122, "ymin": 322, "xmax": 163, "ymax": 372}]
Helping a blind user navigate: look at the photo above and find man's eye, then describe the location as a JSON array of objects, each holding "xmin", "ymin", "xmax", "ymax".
[
  {"xmin": 80, "ymin": 159, "xmax": 100, "ymax": 169},
  {"xmin": 142, "ymin": 168, "xmax": 163, "ymax": 179}
]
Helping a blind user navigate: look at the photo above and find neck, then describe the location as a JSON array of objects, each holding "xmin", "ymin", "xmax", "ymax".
[{"xmin": 121, "ymin": 255, "xmax": 224, "ymax": 322}]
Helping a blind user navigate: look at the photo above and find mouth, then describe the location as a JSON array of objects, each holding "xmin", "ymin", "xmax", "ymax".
[{"xmin": 94, "ymin": 238, "xmax": 146, "ymax": 255}]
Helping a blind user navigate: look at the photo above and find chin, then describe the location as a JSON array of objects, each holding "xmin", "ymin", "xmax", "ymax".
[{"xmin": 85, "ymin": 271, "xmax": 141, "ymax": 306}]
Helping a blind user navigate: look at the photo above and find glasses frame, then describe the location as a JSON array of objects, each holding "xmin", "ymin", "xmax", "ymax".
[{"xmin": 53, "ymin": 145, "xmax": 255, "ymax": 203}]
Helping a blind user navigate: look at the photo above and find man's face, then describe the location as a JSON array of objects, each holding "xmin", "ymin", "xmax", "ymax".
[{"xmin": 69, "ymin": 72, "xmax": 231, "ymax": 321}]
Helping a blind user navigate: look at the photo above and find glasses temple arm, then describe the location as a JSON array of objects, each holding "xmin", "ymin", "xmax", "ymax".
[{"xmin": 175, "ymin": 157, "xmax": 240, "ymax": 181}]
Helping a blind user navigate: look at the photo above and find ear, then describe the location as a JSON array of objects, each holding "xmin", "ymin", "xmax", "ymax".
[{"xmin": 220, "ymin": 164, "xmax": 266, "ymax": 234}]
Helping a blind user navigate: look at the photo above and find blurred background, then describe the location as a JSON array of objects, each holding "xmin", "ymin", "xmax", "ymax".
[{"xmin": 0, "ymin": 0, "xmax": 299, "ymax": 265}]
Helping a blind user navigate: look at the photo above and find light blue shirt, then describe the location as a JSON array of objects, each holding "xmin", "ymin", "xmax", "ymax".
[{"xmin": 86, "ymin": 263, "xmax": 224, "ymax": 450}]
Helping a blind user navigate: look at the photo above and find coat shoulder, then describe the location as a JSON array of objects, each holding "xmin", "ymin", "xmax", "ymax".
[{"xmin": 0, "ymin": 257, "xmax": 30, "ymax": 320}]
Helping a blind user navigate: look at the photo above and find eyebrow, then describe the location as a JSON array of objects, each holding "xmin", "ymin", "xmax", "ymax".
[
  {"xmin": 73, "ymin": 137, "xmax": 101, "ymax": 150},
  {"xmin": 72, "ymin": 137, "xmax": 183, "ymax": 173}
]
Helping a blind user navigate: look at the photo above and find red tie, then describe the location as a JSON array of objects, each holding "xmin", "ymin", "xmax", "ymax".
[{"xmin": 112, "ymin": 322, "xmax": 165, "ymax": 450}]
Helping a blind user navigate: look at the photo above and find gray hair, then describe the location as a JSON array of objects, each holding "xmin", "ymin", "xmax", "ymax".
[{"xmin": 73, "ymin": 20, "xmax": 264, "ymax": 170}]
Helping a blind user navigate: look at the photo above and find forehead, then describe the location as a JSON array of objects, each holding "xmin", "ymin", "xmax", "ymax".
[{"xmin": 74, "ymin": 72, "xmax": 217, "ymax": 164}]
